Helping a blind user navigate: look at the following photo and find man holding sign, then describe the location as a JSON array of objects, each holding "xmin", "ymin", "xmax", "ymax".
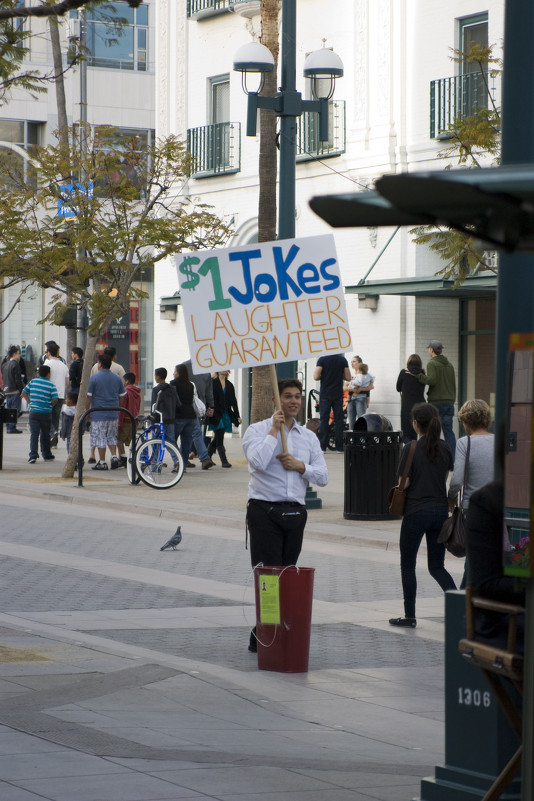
[{"xmin": 243, "ymin": 378, "xmax": 328, "ymax": 650}]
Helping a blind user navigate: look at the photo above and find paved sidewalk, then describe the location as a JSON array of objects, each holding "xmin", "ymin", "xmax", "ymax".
[
  {"xmin": 0, "ymin": 421, "xmax": 403, "ymax": 550},
  {"xmin": 0, "ymin": 422, "xmax": 459, "ymax": 800}
]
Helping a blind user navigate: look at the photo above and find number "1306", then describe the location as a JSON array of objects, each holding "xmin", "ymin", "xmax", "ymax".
[{"xmin": 458, "ymin": 686, "xmax": 491, "ymax": 707}]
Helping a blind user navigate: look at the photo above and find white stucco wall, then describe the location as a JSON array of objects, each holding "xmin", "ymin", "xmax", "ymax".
[{"xmin": 154, "ymin": 0, "xmax": 504, "ymax": 432}]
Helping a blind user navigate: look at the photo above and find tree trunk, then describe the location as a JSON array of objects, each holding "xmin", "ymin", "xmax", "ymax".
[
  {"xmin": 49, "ymin": 16, "xmax": 69, "ymax": 148},
  {"xmin": 250, "ymin": 0, "xmax": 281, "ymax": 424}
]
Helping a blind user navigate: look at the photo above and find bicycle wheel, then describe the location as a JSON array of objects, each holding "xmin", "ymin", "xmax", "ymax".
[
  {"xmin": 127, "ymin": 437, "xmax": 142, "ymax": 485},
  {"xmin": 135, "ymin": 438, "xmax": 184, "ymax": 489}
]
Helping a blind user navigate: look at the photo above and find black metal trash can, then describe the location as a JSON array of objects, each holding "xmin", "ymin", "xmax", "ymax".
[{"xmin": 344, "ymin": 419, "xmax": 403, "ymax": 520}]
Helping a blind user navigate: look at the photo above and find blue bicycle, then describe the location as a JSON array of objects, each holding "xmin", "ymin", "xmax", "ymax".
[{"xmin": 128, "ymin": 407, "xmax": 184, "ymax": 489}]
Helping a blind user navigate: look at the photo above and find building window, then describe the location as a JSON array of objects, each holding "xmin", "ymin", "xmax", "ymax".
[
  {"xmin": 84, "ymin": 1, "xmax": 148, "ymax": 71},
  {"xmin": 458, "ymin": 14, "xmax": 489, "ymax": 116},
  {"xmin": 0, "ymin": 119, "xmax": 42, "ymax": 186},
  {"xmin": 94, "ymin": 126, "xmax": 155, "ymax": 196}
]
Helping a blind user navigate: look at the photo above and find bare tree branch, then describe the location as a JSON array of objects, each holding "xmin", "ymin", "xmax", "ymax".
[{"xmin": 0, "ymin": 0, "xmax": 143, "ymax": 21}]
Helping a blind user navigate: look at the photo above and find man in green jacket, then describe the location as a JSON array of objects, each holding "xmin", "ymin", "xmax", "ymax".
[{"xmin": 418, "ymin": 340, "xmax": 456, "ymax": 460}]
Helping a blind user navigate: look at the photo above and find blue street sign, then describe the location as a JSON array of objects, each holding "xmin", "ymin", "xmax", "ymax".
[{"xmin": 57, "ymin": 181, "xmax": 94, "ymax": 218}]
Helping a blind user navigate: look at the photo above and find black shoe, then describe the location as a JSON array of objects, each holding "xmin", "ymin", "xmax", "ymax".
[
  {"xmin": 110, "ymin": 457, "xmax": 119, "ymax": 470},
  {"xmin": 7, "ymin": 429, "xmax": 23, "ymax": 434},
  {"xmin": 248, "ymin": 627, "xmax": 257, "ymax": 653},
  {"xmin": 187, "ymin": 461, "xmax": 196, "ymax": 468},
  {"xmin": 28, "ymin": 457, "xmax": 37, "ymax": 464},
  {"xmin": 221, "ymin": 462, "xmax": 232, "ymax": 468},
  {"xmin": 389, "ymin": 617, "xmax": 417, "ymax": 628},
  {"xmin": 119, "ymin": 456, "xmax": 128, "ymax": 468},
  {"xmin": 43, "ymin": 455, "xmax": 55, "ymax": 461}
]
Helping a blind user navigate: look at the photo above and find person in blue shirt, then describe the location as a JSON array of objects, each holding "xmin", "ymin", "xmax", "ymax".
[
  {"xmin": 21, "ymin": 365, "xmax": 59, "ymax": 463},
  {"xmin": 86, "ymin": 353, "xmax": 126, "ymax": 471}
]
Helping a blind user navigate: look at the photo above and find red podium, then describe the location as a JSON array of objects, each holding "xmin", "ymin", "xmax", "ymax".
[{"xmin": 253, "ymin": 565, "xmax": 315, "ymax": 673}]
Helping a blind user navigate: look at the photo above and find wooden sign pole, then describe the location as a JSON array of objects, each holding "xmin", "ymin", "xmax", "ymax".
[{"xmin": 270, "ymin": 363, "xmax": 288, "ymax": 453}]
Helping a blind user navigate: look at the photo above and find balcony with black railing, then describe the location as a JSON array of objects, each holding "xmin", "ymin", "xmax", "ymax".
[
  {"xmin": 430, "ymin": 71, "xmax": 497, "ymax": 139},
  {"xmin": 296, "ymin": 100, "xmax": 345, "ymax": 162},
  {"xmin": 187, "ymin": 0, "xmax": 259, "ymax": 19},
  {"xmin": 187, "ymin": 122, "xmax": 241, "ymax": 177}
]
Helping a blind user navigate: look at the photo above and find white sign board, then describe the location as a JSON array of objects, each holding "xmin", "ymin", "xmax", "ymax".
[{"xmin": 176, "ymin": 234, "xmax": 351, "ymax": 373}]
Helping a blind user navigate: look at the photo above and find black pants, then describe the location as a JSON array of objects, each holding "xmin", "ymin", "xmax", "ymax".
[{"xmin": 247, "ymin": 499, "xmax": 307, "ymax": 567}]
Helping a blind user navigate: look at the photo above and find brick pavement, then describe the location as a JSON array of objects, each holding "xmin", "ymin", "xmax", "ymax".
[{"xmin": 0, "ymin": 422, "xmax": 462, "ymax": 800}]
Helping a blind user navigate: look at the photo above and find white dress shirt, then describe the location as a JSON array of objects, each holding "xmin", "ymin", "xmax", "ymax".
[{"xmin": 243, "ymin": 416, "xmax": 329, "ymax": 505}]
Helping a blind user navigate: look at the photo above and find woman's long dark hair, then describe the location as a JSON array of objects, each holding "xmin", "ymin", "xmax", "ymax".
[
  {"xmin": 412, "ymin": 402, "xmax": 443, "ymax": 461},
  {"xmin": 407, "ymin": 353, "xmax": 422, "ymax": 372},
  {"xmin": 174, "ymin": 363, "xmax": 190, "ymax": 389}
]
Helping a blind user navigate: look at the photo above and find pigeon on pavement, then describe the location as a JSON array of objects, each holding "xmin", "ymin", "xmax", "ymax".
[{"xmin": 160, "ymin": 526, "xmax": 182, "ymax": 551}]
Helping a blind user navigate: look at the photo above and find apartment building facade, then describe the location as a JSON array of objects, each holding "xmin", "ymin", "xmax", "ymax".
[
  {"xmin": 155, "ymin": 0, "xmax": 503, "ymax": 431},
  {"xmin": 0, "ymin": 0, "xmax": 156, "ymax": 390}
]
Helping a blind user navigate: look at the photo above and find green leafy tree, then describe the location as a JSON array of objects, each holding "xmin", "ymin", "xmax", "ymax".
[
  {"xmin": 0, "ymin": 125, "xmax": 230, "ymax": 477},
  {"xmin": 411, "ymin": 44, "xmax": 502, "ymax": 285}
]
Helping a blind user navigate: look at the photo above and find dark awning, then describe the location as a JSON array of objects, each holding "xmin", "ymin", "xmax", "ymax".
[{"xmin": 349, "ymin": 274, "xmax": 496, "ymax": 299}]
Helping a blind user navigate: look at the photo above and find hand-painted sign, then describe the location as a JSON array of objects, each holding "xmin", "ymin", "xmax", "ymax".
[
  {"xmin": 57, "ymin": 181, "xmax": 94, "ymax": 218},
  {"xmin": 176, "ymin": 234, "xmax": 351, "ymax": 372}
]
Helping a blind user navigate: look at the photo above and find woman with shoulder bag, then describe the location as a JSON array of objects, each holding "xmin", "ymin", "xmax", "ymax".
[
  {"xmin": 447, "ymin": 399, "xmax": 494, "ymax": 587},
  {"xmin": 389, "ymin": 402, "xmax": 457, "ymax": 628},
  {"xmin": 208, "ymin": 371, "xmax": 241, "ymax": 468}
]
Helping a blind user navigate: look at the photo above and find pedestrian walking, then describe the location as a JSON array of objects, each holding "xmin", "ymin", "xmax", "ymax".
[
  {"xmin": 417, "ymin": 340, "xmax": 457, "ymax": 461},
  {"xmin": 21, "ymin": 365, "xmax": 59, "ymax": 463},
  {"xmin": 208, "ymin": 370, "xmax": 241, "ymax": 468},
  {"xmin": 86, "ymin": 353, "xmax": 126, "ymax": 471},
  {"xmin": 314, "ymin": 353, "xmax": 351, "ymax": 451},
  {"xmin": 1, "ymin": 345, "xmax": 24, "ymax": 433},
  {"xmin": 170, "ymin": 363, "xmax": 197, "ymax": 471},
  {"xmin": 44, "ymin": 343, "xmax": 70, "ymax": 446},
  {"xmin": 180, "ymin": 359, "xmax": 215, "ymax": 470},
  {"xmin": 389, "ymin": 402, "xmax": 456, "ymax": 628},
  {"xmin": 396, "ymin": 354, "xmax": 426, "ymax": 443}
]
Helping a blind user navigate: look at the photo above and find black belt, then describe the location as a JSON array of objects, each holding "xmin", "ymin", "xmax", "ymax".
[{"xmin": 249, "ymin": 499, "xmax": 304, "ymax": 508}]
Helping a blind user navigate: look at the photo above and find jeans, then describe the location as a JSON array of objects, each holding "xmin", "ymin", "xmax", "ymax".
[
  {"xmin": 51, "ymin": 400, "xmax": 62, "ymax": 436},
  {"xmin": 434, "ymin": 402, "xmax": 456, "ymax": 462},
  {"xmin": 29, "ymin": 411, "xmax": 53, "ymax": 459},
  {"xmin": 399, "ymin": 506, "xmax": 457, "ymax": 618},
  {"xmin": 191, "ymin": 417, "xmax": 209, "ymax": 461},
  {"xmin": 318, "ymin": 396, "xmax": 344, "ymax": 451},
  {"xmin": 174, "ymin": 419, "xmax": 195, "ymax": 464},
  {"xmin": 5, "ymin": 393, "xmax": 21, "ymax": 432}
]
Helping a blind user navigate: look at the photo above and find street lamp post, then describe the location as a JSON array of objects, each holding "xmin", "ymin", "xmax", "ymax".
[{"xmin": 234, "ymin": 0, "xmax": 343, "ymax": 378}]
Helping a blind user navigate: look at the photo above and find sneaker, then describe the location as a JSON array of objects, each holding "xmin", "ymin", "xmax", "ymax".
[
  {"xmin": 110, "ymin": 457, "xmax": 119, "ymax": 470},
  {"xmin": 28, "ymin": 457, "xmax": 37, "ymax": 464},
  {"xmin": 88, "ymin": 457, "xmax": 96, "ymax": 464},
  {"xmin": 43, "ymin": 455, "xmax": 55, "ymax": 461},
  {"xmin": 92, "ymin": 461, "xmax": 108, "ymax": 471},
  {"xmin": 186, "ymin": 461, "xmax": 196, "ymax": 468},
  {"xmin": 119, "ymin": 456, "xmax": 128, "ymax": 468},
  {"xmin": 389, "ymin": 617, "xmax": 417, "ymax": 628},
  {"xmin": 201, "ymin": 458, "xmax": 215, "ymax": 470}
]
